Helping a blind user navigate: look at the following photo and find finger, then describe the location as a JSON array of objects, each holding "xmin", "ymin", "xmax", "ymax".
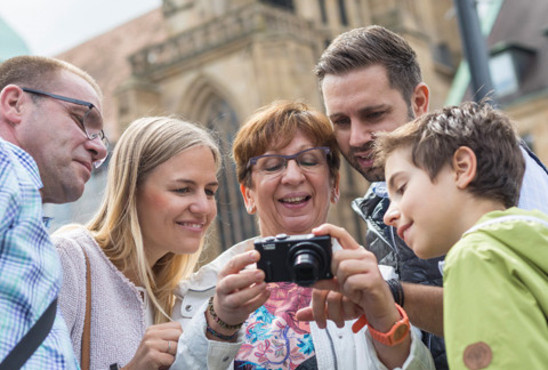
[
  {"xmin": 143, "ymin": 323, "xmax": 182, "ymax": 342},
  {"xmin": 220, "ymin": 280, "xmax": 269, "ymax": 309},
  {"xmin": 216, "ymin": 268, "xmax": 265, "ymax": 296},
  {"xmin": 326, "ymin": 292, "xmax": 345, "ymax": 328},
  {"xmin": 218, "ymin": 250, "xmax": 260, "ymax": 279},
  {"xmin": 311, "ymin": 277, "xmax": 341, "ymax": 292},
  {"xmin": 295, "ymin": 306, "xmax": 315, "ymax": 321},
  {"xmin": 312, "ymin": 223, "xmax": 360, "ymax": 250},
  {"xmin": 341, "ymin": 296, "xmax": 363, "ymax": 320},
  {"xmin": 311, "ymin": 288, "xmax": 329, "ymax": 329}
]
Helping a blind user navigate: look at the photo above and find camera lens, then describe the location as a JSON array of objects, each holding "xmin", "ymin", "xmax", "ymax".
[{"xmin": 290, "ymin": 242, "xmax": 327, "ymax": 286}]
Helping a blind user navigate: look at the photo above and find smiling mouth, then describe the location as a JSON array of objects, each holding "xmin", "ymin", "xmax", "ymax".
[
  {"xmin": 176, "ymin": 221, "xmax": 204, "ymax": 230},
  {"xmin": 397, "ymin": 223, "xmax": 411, "ymax": 242},
  {"xmin": 280, "ymin": 195, "xmax": 311, "ymax": 205}
]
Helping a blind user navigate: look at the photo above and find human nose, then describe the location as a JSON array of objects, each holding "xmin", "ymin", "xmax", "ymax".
[
  {"xmin": 190, "ymin": 192, "xmax": 215, "ymax": 215},
  {"xmin": 383, "ymin": 202, "xmax": 400, "ymax": 228},
  {"xmin": 280, "ymin": 158, "xmax": 305, "ymax": 182},
  {"xmin": 85, "ymin": 138, "xmax": 108, "ymax": 168},
  {"xmin": 348, "ymin": 120, "xmax": 375, "ymax": 148}
]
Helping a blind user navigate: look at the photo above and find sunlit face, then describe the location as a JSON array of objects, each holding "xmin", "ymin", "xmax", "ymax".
[
  {"xmin": 136, "ymin": 146, "xmax": 218, "ymax": 265},
  {"xmin": 383, "ymin": 147, "xmax": 461, "ymax": 259},
  {"xmin": 19, "ymin": 70, "xmax": 107, "ymax": 203},
  {"xmin": 322, "ymin": 65, "xmax": 414, "ymax": 182},
  {"xmin": 242, "ymin": 130, "xmax": 339, "ymax": 237}
]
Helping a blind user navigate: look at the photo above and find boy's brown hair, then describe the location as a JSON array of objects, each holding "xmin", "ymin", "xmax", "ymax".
[{"xmin": 374, "ymin": 101, "xmax": 525, "ymax": 208}]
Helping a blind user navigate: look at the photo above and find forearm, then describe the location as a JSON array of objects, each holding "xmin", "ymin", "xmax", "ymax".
[{"xmin": 401, "ymin": 283, "xmax": 443, "ymax": 337}]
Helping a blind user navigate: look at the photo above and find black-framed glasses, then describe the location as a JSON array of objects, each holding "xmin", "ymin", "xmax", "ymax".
[
  {"xmin": 247, "ymin": 146, "xmax": 331, "ymax": 177},
  {"xmin": 22, "ymin": 87, "xmax": 109, "ymax": 149}
]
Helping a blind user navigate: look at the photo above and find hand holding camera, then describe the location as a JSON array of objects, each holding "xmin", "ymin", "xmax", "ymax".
[{"xmin": 254, "ymin": 233, "xmax": 333, "ymax": 287}]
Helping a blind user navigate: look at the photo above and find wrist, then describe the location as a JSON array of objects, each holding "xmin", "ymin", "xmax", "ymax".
[
  {"xmin": 207, "ymin": 296, "xmax": 244, "ymax": 331},
  {"xmin": 352, "ymin": 304, "xmax": 410, "ymax": 346},
  {"xmin": 205, "ymin": 310, "xmax": 240, "ymax": 341},
  {"xmin": 386, "ymin": 279, "xmax": 405, "ymax": 307}
]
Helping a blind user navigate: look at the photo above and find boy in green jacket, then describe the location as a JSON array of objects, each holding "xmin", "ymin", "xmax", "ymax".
[{"xmin": 375, "ymin": 101, "xmax": 548, "ymax": 369}]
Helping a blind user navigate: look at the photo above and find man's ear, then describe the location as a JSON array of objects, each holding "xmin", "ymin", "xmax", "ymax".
[
  {"xmin": 0, "ymin": 85, "xmax": 25, "ymax": 125},
  {"xmin": 411, "ymin": 82, "xmax": 429, "ymax": 118},
  {"xmin": 452, "ymin": 146, "xmax": 477, "ymax": 189},
  {"xmin": 240, "ymin": 183, "xmax": 256, "ymax": 214}
]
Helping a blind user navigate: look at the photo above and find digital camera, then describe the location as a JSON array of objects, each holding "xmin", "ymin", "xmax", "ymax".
[{"xmin": 254, "ymin": 233, "xmax": 333, "ymax": 287}]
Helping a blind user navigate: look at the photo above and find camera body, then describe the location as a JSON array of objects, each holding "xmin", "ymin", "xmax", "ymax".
[{"xmin": 254, "ymin": 233, "xmax": 333, "ymax": 287}]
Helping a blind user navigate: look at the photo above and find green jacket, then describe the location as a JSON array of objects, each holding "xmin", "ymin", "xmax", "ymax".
[{"xmin": 444, "ymin": 207, "xmax": 548, "ymax": 369}]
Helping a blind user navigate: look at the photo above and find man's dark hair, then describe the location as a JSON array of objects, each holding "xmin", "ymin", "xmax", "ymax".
[{"xmin": 315, "ymin": 25, "xmax": 421, "ymax": 105}]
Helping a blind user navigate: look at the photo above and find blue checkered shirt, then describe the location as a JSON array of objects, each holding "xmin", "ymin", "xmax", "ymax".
[{"xmin": 0, "ymin": 138, "xmax": 78, "ymax": 369}]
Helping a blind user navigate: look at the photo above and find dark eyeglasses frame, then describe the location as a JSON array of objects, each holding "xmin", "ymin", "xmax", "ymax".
[
  {"xmin": 22, "ymin": 87, "xmax": 108, "ymax": 145},
  {"xmin": 247, "ymin": 146, "xmax": 331, "ymax": 170}
]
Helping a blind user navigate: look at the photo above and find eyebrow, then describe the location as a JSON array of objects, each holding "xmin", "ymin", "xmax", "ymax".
[
  {"xmin": 328, "ymin": 104, "xmax": 390, "ymax": 121},
  {"xmin": 173, "ymin": 179, "xmax": 219, "ymax": 187}
]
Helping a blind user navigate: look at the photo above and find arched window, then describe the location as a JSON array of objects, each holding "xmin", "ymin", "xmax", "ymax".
[{"xmin": 203, "ymin": 96, "xmax": 258, "ymax": 249}]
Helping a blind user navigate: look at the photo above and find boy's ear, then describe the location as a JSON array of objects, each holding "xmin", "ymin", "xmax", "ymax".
[{"xmin": 452, "ymin": 146, "xmax": 477, "ymax": 189}]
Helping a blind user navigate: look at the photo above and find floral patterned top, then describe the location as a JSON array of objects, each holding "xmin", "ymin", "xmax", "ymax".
[{"xmin": 234, "ymin": 282, "xmax": 317, "ymax": 369}]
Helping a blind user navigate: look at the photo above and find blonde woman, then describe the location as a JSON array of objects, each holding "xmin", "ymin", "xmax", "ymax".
[{"xmin": 54, "ymin": 117, "xmax": 269, "ymax": 369}]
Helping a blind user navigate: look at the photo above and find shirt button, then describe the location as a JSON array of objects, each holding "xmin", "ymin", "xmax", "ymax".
[
  {"xmin": 185, "ymin": 304, "xmax": 193, "ymax": 312},
  {"xmin": 222, "ymin": 356, "xmax": 229, "ymax": 362}
]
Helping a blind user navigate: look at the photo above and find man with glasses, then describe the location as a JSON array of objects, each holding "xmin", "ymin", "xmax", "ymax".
[{"xmin": 0, "ymin": 55, "xmax": 107, "ymax": 369}]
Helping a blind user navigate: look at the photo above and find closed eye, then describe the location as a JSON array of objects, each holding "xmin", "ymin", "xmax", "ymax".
[
  {"xmin": 363, "ymin": 110, "xmax": 386, "ymax": 121},
  {"xmin": 331, "ymin": 117, "xmax": 350, "ymax": 127},
  {"xmin": 174, "ymin": 187, "xmax": 190, "ymax": 194},
  {"xmin": 205, "ymin": 187, "xmax": 217, "ymax": 197},
  {"xmin": 395, "ymin": 183, "xmax": 407, "ymax": 196}
]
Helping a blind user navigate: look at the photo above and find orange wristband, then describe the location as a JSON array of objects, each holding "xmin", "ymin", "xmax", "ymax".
[{"xmin": 352, "ymin": 304, "xmax": 410, "ymax": 346}]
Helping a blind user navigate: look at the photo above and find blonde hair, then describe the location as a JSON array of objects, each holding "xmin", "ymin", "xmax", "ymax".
[{"xmin": 66, "ymin": 116, "xmax": 221, "ymax": 323}]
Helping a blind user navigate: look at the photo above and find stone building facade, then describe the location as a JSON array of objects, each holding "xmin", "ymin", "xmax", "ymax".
[{"xmin": 49, "ymin": 0, "xmax": 462, "ymax": 259}]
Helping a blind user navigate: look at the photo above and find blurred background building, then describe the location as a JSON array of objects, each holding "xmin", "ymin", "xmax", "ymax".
[{"xmin": 22, "ymin": 0, "xmax": 546, "ymax": 260}]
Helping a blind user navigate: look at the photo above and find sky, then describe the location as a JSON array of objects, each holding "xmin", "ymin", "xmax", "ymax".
[{"xmin": 0, "ymin": 0, "xmax": 161, "ymax": 56}]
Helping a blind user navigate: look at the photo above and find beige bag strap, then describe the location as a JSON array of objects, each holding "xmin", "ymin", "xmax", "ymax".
[{"xmin": 81, "ymin": 250, "xmax": 91, "ymax": 370}]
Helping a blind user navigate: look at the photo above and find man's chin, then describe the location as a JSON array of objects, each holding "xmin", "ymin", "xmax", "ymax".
[{"xmin": 356, "ymin": 165, "xmax": 385, "ymax": 183}]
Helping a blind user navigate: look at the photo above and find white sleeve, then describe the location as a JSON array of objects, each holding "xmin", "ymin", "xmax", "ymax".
[
  {"xmin": 363, "ymin": 326, "xmax": 435, "ymax": 370},
  {"xmin": 170, "ymin": 300, "xmax": 243, "ymax": 370}
]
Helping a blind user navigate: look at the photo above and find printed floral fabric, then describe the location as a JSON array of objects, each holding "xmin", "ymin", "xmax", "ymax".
[{"xmin": 234, "ymin": 282, "xmax": 317, "ymax": 369}]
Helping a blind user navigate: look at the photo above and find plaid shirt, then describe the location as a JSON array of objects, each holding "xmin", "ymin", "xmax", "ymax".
[{"xmin": 0, "ymin": 139, "xmax": 78, "ymax": 369}]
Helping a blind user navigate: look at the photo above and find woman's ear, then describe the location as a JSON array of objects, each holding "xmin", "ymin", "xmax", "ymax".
[
  {"xmin": 240, "ymin": 183, "xmax": 256, "ymax": 214},
  {"xmin": 452, "ymin": 146, "xmax": 477, "ymax": 189},
  {"xmin": 331, "ymin": 173, "xmax": 340, "ymax": 204}
]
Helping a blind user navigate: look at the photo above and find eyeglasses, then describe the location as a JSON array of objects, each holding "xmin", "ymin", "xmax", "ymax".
[
  {"xmin": 247, "ymin": 146, "xmax": 330, "ymax": 177},
  {"xmin": 22, "ymin": 87, "xmax": 109, "ymax": 150}
]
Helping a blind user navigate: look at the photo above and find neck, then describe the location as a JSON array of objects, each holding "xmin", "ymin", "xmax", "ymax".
[{"xmin": 458, "ymin": 196, "xmax": 506, "ymax": 237}]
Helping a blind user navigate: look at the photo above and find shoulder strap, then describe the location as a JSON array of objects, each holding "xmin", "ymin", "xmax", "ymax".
[
  {"xmin": 81, "ymin": 250, "xmax": 92, "ymax": 370},
  {"xmin": 0, "ymin": 298, "xmax": 57, "ymax": 370}
]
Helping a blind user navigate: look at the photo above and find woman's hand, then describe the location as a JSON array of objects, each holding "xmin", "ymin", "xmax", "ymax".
[
  {"xmin": 296, "ymin": 223, "xmax": 412, "ymax": 369},
  {"xmin": 122, "ymin": 321, "xmax": 182, "ymax": 370},
  {"xmin": 296, "ymin": 223, "xmax": 398, "ymax": 330},
  {"xmin": 206, "ymin": 249, "xmax": 270, "ymax": 340}
]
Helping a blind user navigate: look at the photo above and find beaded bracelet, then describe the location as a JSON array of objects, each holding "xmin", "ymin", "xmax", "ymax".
[
  {"xmin": 207, "ymin": 296, "xmax": 244, "ymax": 330},
  {"xmin": 206, "ymin": 325, "xmax": 239, "ymax": 341}
]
